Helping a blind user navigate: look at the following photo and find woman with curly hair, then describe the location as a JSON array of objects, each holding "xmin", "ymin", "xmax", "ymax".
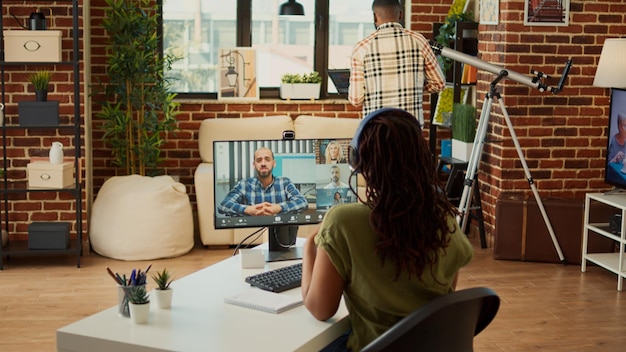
[{"xmin": 302, "ymin": 108, "xmax": 473, "ymax": 351}]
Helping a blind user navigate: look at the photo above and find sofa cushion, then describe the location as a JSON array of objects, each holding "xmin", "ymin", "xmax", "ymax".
[
  {"xmin": 294, "ymin": 115, "xmax": 361, "ymax": 139},
  {"xmin": 198, "ymin": 115, "xmax": 294, "ymax": 163}
]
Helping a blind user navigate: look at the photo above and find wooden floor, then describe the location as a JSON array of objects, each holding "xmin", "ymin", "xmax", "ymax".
[{"xmin": 1, "ymin": 233, "xmax": 625, "ymax": 352}]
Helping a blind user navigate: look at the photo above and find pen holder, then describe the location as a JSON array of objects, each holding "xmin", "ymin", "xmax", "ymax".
[{"xmin": 118, "ymin": 284, "xmax": 145, "ymax": 317}]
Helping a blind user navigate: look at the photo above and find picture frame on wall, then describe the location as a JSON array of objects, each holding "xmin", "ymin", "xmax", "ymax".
[
  {"xmin": 432, "ymin": 86, "xmax": 470, "ymax": 126},
  {"xmin": 524, "ymin": 0, "xmax": 570, "ymax": 26},
  {"xmin": 480, "ymin": 0, "xmax": 499, "ymax": 25},
  {"xmin": 218, "ymin": 48, "xmax": 259, "ymax": 100}
]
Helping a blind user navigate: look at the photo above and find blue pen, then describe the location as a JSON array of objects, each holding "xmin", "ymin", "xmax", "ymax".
[{"xmin": 130, "ymin": 269, "xmax": 137, "ymax": 286}]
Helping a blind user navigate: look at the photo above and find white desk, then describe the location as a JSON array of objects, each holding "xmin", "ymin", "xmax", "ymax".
[{"xmin": 56, "ymin": 245, "xmax": 349, "ymax": 352}]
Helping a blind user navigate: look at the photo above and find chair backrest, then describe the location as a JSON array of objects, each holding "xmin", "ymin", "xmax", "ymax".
[{"xmin": 360, "ymin": 287, "xmax": 500, "ymax": 352}]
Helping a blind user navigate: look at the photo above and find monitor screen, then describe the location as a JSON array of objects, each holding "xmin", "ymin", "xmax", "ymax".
[
  {"xmin": 604, "ymin": 88, "xmax": 626, "ymax": 190},
  {"xmin": 213, "ymin": 138, "xmax": 357, "ymax": 260}
]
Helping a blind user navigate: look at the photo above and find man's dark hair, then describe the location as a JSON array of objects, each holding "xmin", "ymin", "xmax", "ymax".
[{"xmin": 372, "ymin": 0, "xmax": 401, "ymax": 10}]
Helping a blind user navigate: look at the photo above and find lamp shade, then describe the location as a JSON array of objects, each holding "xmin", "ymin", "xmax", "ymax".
[
  {"xmin": 279, "ymin": 0, "xmax": 304, "ymax": 16},
  {"xmin": 593, "ymin": 38, "xmax": 626, "ymax": 88}
]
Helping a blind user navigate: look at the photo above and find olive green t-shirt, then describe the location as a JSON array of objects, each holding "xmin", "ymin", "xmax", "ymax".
[{"xmin": 315, "ymin": 202, "xmax": 474, "ymax": 351}]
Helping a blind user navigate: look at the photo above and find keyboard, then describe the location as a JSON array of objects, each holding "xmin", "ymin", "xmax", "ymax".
[{"xmin": 245, "ymin": 262, "xmax": 302, "ymax": 293}]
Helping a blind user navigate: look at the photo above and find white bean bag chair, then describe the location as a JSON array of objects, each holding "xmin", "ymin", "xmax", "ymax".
[{"xmin": 90, "ymin": 175, "xmax": 194, "ymax": 260}]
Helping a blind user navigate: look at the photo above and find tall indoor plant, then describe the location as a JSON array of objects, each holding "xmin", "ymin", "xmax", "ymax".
[{"xmin": 97, "ymin": 0, "xmax": 179, "ymax": 176}]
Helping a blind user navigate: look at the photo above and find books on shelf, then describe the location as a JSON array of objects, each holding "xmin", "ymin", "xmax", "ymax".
[
  {"xmin": 461, "ymin": 63, "xmax": 478, "ymax": 84},
  {"xmin": 224, "ymin": 288, "xmax": 303, "ymax": 314}
]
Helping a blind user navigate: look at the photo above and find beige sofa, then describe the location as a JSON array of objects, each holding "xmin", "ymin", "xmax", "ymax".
[{"xmin": 194, "ymin": 115, "xmax": 362, "ymax": 247}]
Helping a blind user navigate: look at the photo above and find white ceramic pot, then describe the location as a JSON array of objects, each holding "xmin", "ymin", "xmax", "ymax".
[
  {"xmin": 129, "ymin": 302, "xmax": 150, "ymax": 324},
  {"xmin": 154, "ymin": 289, "xmax": 173, "ymax": 309},
  {"xmin": 49, "ymin": 141, "xmax": 64, "ymax": 164}
]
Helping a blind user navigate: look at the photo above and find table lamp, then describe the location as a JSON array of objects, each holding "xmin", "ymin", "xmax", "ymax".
[{"xmin": 593, "ymin": 38, "xmax": 626, "ymax": 89}]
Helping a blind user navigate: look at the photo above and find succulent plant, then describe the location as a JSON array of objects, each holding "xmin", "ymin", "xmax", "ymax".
[
  {"xmin": 151, "ymin": 267, "xmax": 174, "ymax": 290},
  {"xmin": 28, "ymin": 70, "xmax": 52, "ymax": 91},
  {"xmin": 281, "ymin": 71, "xmax": 322, "ymax": 84},
  {"xmin": 128, "ymin": 285, "xmax": 150, "ymax": 304}
]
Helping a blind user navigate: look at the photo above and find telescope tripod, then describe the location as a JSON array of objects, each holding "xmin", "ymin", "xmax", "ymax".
[{"xmin": 457, "ymin": 71, "xmax": 566, "ymax": 263}]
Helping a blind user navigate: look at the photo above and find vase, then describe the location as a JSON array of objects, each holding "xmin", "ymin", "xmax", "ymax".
[
  {"xmin": 129, "ymin": 301, "xmax": 150, "ymax": 324},
  {"xmin": 154, "ymin": 289, "xmax": 173, "ymax": 309},
  {"xmin": 49, "ymin": 141, "xmax": 64, "ymax": 164},
  {"xmin": 117, "ymin": 284, "xmax": 146, "ymax": 317},
  {"xmin": 35, "ymin": 89, "xmax": 48, "ymax": 102}
]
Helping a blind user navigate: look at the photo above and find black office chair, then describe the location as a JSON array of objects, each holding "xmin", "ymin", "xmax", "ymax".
[{"xmin": 360, "ymin": 287, "xmax": 500, "ymax": 352}]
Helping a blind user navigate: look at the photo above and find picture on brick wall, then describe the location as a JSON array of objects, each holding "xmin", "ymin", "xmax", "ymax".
[
  {"xmin": 524, "ymin": 0, "xmax": 569, "ymax": 26},
  {"xmin": 218, "ymin": 48, "xmax": 260, "ymax": 100},
  {"xmin": 480, "ymin": 0, "xmax": 499, "ymax": 25}
]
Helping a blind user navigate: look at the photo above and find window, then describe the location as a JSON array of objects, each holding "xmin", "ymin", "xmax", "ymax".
[{"xmin": 163, "ymin": 0, "xmax": 401, "ymax": 98}]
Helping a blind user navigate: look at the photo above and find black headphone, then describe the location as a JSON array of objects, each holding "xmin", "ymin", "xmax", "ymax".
[{"xmin": 349, "ymin": 107, "xmax": 418, "ymax": 171}]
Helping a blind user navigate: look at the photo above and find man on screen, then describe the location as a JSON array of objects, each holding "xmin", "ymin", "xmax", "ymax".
[
  {"xmin": 324, "ymin": 165, "xmax": 350, "ymax": 189},
  {"xmin": 218, "ymin": 147, "xmax": 308, "ymax": 216}
]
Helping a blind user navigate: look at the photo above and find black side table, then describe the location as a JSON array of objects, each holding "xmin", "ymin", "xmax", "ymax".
[{"xmin": 436, "ymin": 156, "xmax": 487, "ymax": 248}]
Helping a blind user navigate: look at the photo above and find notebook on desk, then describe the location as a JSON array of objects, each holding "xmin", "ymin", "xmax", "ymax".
[
  {"xmin": 328, "ymin": 69, "xmax": 350, "ymax": 94},
  {"xmin": 224, "ymin": 288, "xmax": 303, "ymax": 314}
]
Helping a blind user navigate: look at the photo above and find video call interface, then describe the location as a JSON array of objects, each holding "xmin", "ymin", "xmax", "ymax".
[{"xmin": 213, "ymin": 139, "xmax": 357, "ymax": 229}]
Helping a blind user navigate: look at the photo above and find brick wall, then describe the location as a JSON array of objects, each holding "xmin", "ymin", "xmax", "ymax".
[{"xmin": 3, "ymin": 0, "xmax": 625, "ymax": 244}]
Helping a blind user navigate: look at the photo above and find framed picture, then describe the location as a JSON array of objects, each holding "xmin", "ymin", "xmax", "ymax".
[
  {"xmin": 433, "ymin": 85, "xmax": 470, "ymax": 126},
  {"xmin": 524, "ymin": 0, "xmax": 569, "ymax": 26},
  {"xmin": 218, "ymin": 48, "xmax": 259, "ymax": 100},
  {"xmin": 480, "ymin": 0, "xmax": 499, "ymax": 25}
]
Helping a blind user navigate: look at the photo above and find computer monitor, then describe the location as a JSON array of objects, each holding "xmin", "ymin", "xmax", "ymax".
[
  {"xmin": 605, "ymin": 88, "xmax": 626, "ymax": 192},
  {"xmin": 213, "ymin": 138, "xmax": 357, "ymax": 261}
]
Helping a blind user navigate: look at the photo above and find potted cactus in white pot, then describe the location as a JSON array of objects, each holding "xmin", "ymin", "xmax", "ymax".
[
  {"xmin": 151, "ymin": 267, "xmax": 174, "ymax": 309},
  {"xmin": 127, "ymin": 285, "xmax": 151, "ymax": 324},
  {"xmin": 279, "ymin": 71, "xmax": 322, "ymax": 100}
]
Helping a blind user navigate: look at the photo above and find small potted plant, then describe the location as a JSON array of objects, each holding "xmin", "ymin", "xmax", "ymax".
[
  {"xmin": 280, "ymin": 71, "xmax": 322, "ymax": 100},
  {"xmin": 151, "ymin": 267, "xmax": 174, "ymax": 309},
  {"xmin": 127, "ymin": 285, "xmax": 150, "ymax": 324},
  {"xmin": 451, "ymin": 103, "xmax": 476, "ymax": 162},
  {"xmin": 28, "ymin": 69, "xmax": 52, "ymax": 101}
]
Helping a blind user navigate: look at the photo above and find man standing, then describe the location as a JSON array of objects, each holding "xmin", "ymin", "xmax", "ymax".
[
  {"xmin": 218, "ymin": 147, "xmax": 308, "ymax": 216},
  {"xmin": 349, "ymin": 0, "xmax": 445, "ymax": 127}
]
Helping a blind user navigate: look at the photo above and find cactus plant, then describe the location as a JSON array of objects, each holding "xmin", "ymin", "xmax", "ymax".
[{"xmin": 151, "ymin": 268, "xmax": 174, "ymax": 290}]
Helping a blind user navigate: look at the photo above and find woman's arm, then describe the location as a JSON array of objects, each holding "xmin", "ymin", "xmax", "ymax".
[{"xmin": 301, "ymin": 228, "xmax": 345, "ymax": 321}]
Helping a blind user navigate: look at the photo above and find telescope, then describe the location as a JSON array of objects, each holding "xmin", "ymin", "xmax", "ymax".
[
  {"xmin": 429, "ymin": 41, "xmax": 573, "ymax": 264},
  {"xmin": 430, "ymin": 41, "xmax": 573, "ymax": 94}
]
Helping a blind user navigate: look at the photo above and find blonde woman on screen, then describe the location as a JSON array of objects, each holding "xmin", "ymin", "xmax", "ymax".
[{"xmin": 325, "ymin": 141, "xmax": 347, "ymax": 164}]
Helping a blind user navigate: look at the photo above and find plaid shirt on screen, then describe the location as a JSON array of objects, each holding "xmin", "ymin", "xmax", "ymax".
[
  {"xmin": 217, "ymin": 176, "xmax": 308, "ymax": 216},
  {"xmin": 349, "ymin": 22, "xmax": 445, "ymax": 126}
]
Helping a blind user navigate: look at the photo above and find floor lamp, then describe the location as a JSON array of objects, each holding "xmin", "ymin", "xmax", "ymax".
[{"xmin": 430, "ymin": 41, "xmax": 573, "ymax": 263}]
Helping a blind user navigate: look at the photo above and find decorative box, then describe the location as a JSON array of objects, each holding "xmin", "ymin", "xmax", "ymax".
[
  {"xmin": 27, "ymin": 161, "xmax": 73, "ymax": 189},
  {"xmin": 28, "ymin": 222, "xmax": 70, "ymax": 249},
  {"xmin": 3, "ymin": 30, "xmax": 62, "ymax": 62},
  {"xmin": 18, "ymin": 101, "xmax": 59, "ymax": 127}
]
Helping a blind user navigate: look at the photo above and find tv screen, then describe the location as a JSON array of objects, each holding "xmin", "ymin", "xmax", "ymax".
[
  {"xmin": 213, "ymin": 138, "xmax": 357, "ymax": 260},
  {"xmin": 605, "ymin": 88, "xmax": 626, "ymax": 190}
]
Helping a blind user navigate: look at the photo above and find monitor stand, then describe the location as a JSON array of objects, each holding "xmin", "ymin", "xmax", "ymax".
[{"xmin": 265, "ymin": 225, "xmax": 302, "ymax": 262}]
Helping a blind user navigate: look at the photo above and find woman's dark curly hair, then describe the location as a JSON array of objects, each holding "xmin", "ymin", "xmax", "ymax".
[{"xmin": 349, "ymin": 109, "xmax": 457, "ymax": 281}]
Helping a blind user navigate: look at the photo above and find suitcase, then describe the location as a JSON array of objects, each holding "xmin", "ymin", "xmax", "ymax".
[{"xmin": 494, "ymin": 193, "xmax": 615, "ymax": 264}]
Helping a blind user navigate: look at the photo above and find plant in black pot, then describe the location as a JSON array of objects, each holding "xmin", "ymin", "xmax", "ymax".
[{"xmin": 28, "ymin": 69, "xmax": 52, "ymax": 102}]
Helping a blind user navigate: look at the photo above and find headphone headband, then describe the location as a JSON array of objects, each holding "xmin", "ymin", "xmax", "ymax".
[{"xmin": 349, "ymin": 108, "xmax": 418, "ymax": 171}]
